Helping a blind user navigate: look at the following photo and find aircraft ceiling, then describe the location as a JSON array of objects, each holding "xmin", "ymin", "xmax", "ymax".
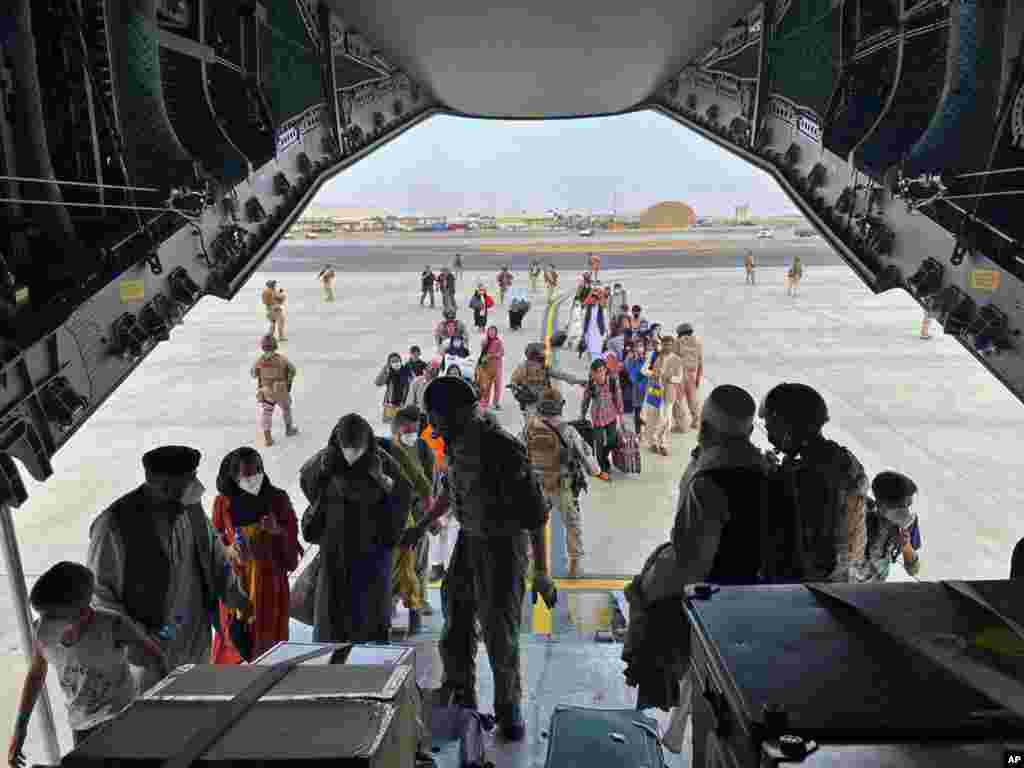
[{"xmin": 325, "ymin": 0, "xmax": 758, "ymax": 116}]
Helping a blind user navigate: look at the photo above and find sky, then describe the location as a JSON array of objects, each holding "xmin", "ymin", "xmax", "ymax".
[{"xmin": 314, "ymin": 111, "xmax": 801, "ymax": 218}]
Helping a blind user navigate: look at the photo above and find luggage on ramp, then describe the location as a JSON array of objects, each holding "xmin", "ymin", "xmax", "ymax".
[
  {"xmin": 612, "ymin": 427, "xmax": 642, "ymax": 475},
  {"xmin": 543, "ymin": 705, "xmax": 666, "ymax": 768}
]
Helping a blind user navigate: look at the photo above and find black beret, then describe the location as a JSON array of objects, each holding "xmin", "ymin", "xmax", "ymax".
[
  {"xmin": 143, "ymin": 445, "xmax": 201, "ymax": 476},
  {"xmin": 871, "ymin": 471, "xmax": 918, "ymax": 501}
]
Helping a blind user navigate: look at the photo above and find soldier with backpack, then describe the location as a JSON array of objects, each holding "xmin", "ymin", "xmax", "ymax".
[
  {"xmin": 526, "ymin": 388, "xmax": 609, "ymax": 578},
  {"xmin": 401, "ymin": 377, "xmax": 557, "ymax": 742}
]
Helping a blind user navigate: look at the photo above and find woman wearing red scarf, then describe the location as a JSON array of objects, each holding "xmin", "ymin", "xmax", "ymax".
[{"xmin": 211, "ymin": 448, "xmax": 303, "ymax": 663}]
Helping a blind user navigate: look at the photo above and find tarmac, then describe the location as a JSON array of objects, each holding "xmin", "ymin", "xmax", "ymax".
[{"xmin": 5, "ymin": 231, "xmax": 1024, "ymax": 765}]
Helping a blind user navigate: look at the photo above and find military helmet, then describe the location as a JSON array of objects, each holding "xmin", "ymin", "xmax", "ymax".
[
  {"xmin": 525, "ymin": 342, "xmax": 545, "ymax": 361},
  {"xmin": 423, "ymin": 376, "xmax": 479, "ymax": 415},
  {"xmin": 677, "ymin": 323, "xmax": 694, "ymax": 336},
  {"xmin": 443, "ymin": 308, "xmax": 456, "ymax": 320},
  {"xmin": 536, "ymin": 387, "xmax": 565, "ymax": 417},
  {"xmin": 759, "ymin": 383, "xmax": 829, "ymax": 431}
]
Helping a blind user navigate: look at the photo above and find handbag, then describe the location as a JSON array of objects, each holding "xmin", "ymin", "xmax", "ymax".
[
  {"xmin": 288, "ymin": 464, "xmax": 336, "ymax": 625},
  {"xmin": 288, "ymin": 547, "xmax": 321, "ymax": 626}
]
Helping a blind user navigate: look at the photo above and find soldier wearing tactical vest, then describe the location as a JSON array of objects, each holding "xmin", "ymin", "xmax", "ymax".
[
  {"xmin": 526, "ymin": 388, "xmax": 608, "ymax": 577},
  {"xmin": 509, "ymin": 342, "xmax": 587, "ymax": 419},
  {"xmin": 252, "ymin": 334, "xmax": 298, "ymax": 447},
  {"xmin": 261, "ymin": 281, "xmax": 288, "ymax": 341}
]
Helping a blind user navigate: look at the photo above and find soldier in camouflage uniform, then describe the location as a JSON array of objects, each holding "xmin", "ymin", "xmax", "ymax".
[
  {"xmin": 404, "ymin": 376, "xmax": 557, "ymax": 741},
  {"xmin": 758, "ymin": 383, "xmax": 869, "ymax": 583}
]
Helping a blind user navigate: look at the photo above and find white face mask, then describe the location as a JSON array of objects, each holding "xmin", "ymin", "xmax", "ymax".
[
  {"xmin": 399, "ymin": 432, "xmax": 418, "ymax": 447},
  {"xmin": 237, "ymin": 473, "xmax": 264, "ymax": 496},
  {"xmin": 390, "ymin": 362, "xmax": 401, "ymax": 370},
  {"xmin": 342, "ymin": 447, "xmax": 366, "ymax": 465},
  {"xmin": 180, "ymin": 480, "xmax": 205, "ymax": 506}
]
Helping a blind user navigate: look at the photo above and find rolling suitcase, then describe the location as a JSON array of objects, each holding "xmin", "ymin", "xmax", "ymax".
[
  {"xmin": 612, "ymin": 427, "xmax": 642, "ymax": 474},
  {"xmin": 543, "ymin": 705, "xmax": 666, "ymax": 768}
]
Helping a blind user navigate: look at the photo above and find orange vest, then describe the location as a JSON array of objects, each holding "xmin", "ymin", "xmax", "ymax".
[{"xmin": 421, "ymin": 426, "xmax": 446, "ymax": 470}]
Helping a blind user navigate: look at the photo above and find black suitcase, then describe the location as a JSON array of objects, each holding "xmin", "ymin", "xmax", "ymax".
[
  {"xmin": 685, "ymin": 580, "xmax": 1024, "ymax": 767},
  {"xmin": 544, "ymin": 705, "xmax": 666, "ymax": 768}
]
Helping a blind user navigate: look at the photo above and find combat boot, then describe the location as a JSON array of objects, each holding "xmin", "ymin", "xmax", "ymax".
[{"xmin": 263, "ymin": 430, "xmax": 274, "ymax": 447}]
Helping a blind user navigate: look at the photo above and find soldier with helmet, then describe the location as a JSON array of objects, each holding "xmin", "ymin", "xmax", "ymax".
[
  {"xmin": 526, "ymin": 388, "xmax": 608, "ymax": 578},
  {"xmin": 509, "ymin": 342, "xmax": 588, "ymax": 428},
  {"xmin": 670, "ymin": 323, "xmax": 704, "ymax": 433},
  {"xmin": 401, "ymin": 376, "xmax": 557, "ymax": 741},
  {"xmin": 252, "ymin": 335, "xmax": 298, "ymax": 447},
  {"xmin": 758, "ymin": 383, "xmax": 868, "ymax": 583}
]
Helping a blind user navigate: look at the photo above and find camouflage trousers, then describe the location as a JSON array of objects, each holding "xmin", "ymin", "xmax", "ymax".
[
  {"xmin": 440, "ymin": 530, "xmax": 527, "ymax": 723},
  {"xmin": 545, "ymin": 481, "xmax": 583, "ymax": 559}
]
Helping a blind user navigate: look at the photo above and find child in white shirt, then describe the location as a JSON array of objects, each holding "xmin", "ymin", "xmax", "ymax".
[{"xmin": 9, "ymin": 562, "xmax": 168, "ymax": 764}]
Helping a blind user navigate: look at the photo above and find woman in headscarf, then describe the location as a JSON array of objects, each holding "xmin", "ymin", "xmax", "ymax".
[
  {"xmin": 299, "ymin": 414, "xmax": 412, "ymax": 643},
  {"xmin": 474, "ymin": 325, "xmax": 505, "ymax": 410},
  {"xmin": 469, "ymin": 284, "xmax": 494, "ymax": 333},
  {"xmin": 211, "ymin": 448, "xmax": 302, "ymax": 663},
  {"xmin": 375, "ymin": 352, "xmax": 414, "ymax": 423}
]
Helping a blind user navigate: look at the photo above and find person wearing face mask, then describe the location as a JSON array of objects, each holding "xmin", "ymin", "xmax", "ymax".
[
  {"xmin": 252, "ymin": 334, "xmax": 298, "ymax": 447},
  {"xmin": 299, "ymin": 415, "xmax": 412, "ymax": 643},
  {"xmin": 758, "ymin": 383, "xmax": 868, "ymax": 584},
  {"xmin": 210, "ymin": 448, "xmax": 303, "ymax": 663},
  {"xmin": 402, "ymin": 377, "xmax": 557, "ymax": 741},
  {"xmin": 87, "ymin": 446, "xmax": 250, "ymax": 694},
  {"xmin": 858, "ymin": 471, "xmax": 922, "ymax": 582},
  {"xmin": 387, "ymin": 406, "xmax": 438, "ymax": 634},
  {"xmin": 376, "ymin": 352, "xmax": 414, "ymax": 423},
  {"xmin": 10, "ymin": 562, "xmax": 169, "ymax": 761}
]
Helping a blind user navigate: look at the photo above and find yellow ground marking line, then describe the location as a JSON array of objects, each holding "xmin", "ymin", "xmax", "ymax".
[{"xmin": 478, "ymin": 240, "xmax": 736, "ymax": 253}]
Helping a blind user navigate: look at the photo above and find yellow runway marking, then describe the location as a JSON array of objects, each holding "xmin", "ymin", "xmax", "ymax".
[{"xmin": 478, "ymin": 240, "xmax": 735, "ymax": 254}]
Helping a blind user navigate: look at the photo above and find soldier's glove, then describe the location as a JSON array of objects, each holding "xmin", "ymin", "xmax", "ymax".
[{"xmin": 532, "ymin": 572, "xmax": 558, "ymax": 609}]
